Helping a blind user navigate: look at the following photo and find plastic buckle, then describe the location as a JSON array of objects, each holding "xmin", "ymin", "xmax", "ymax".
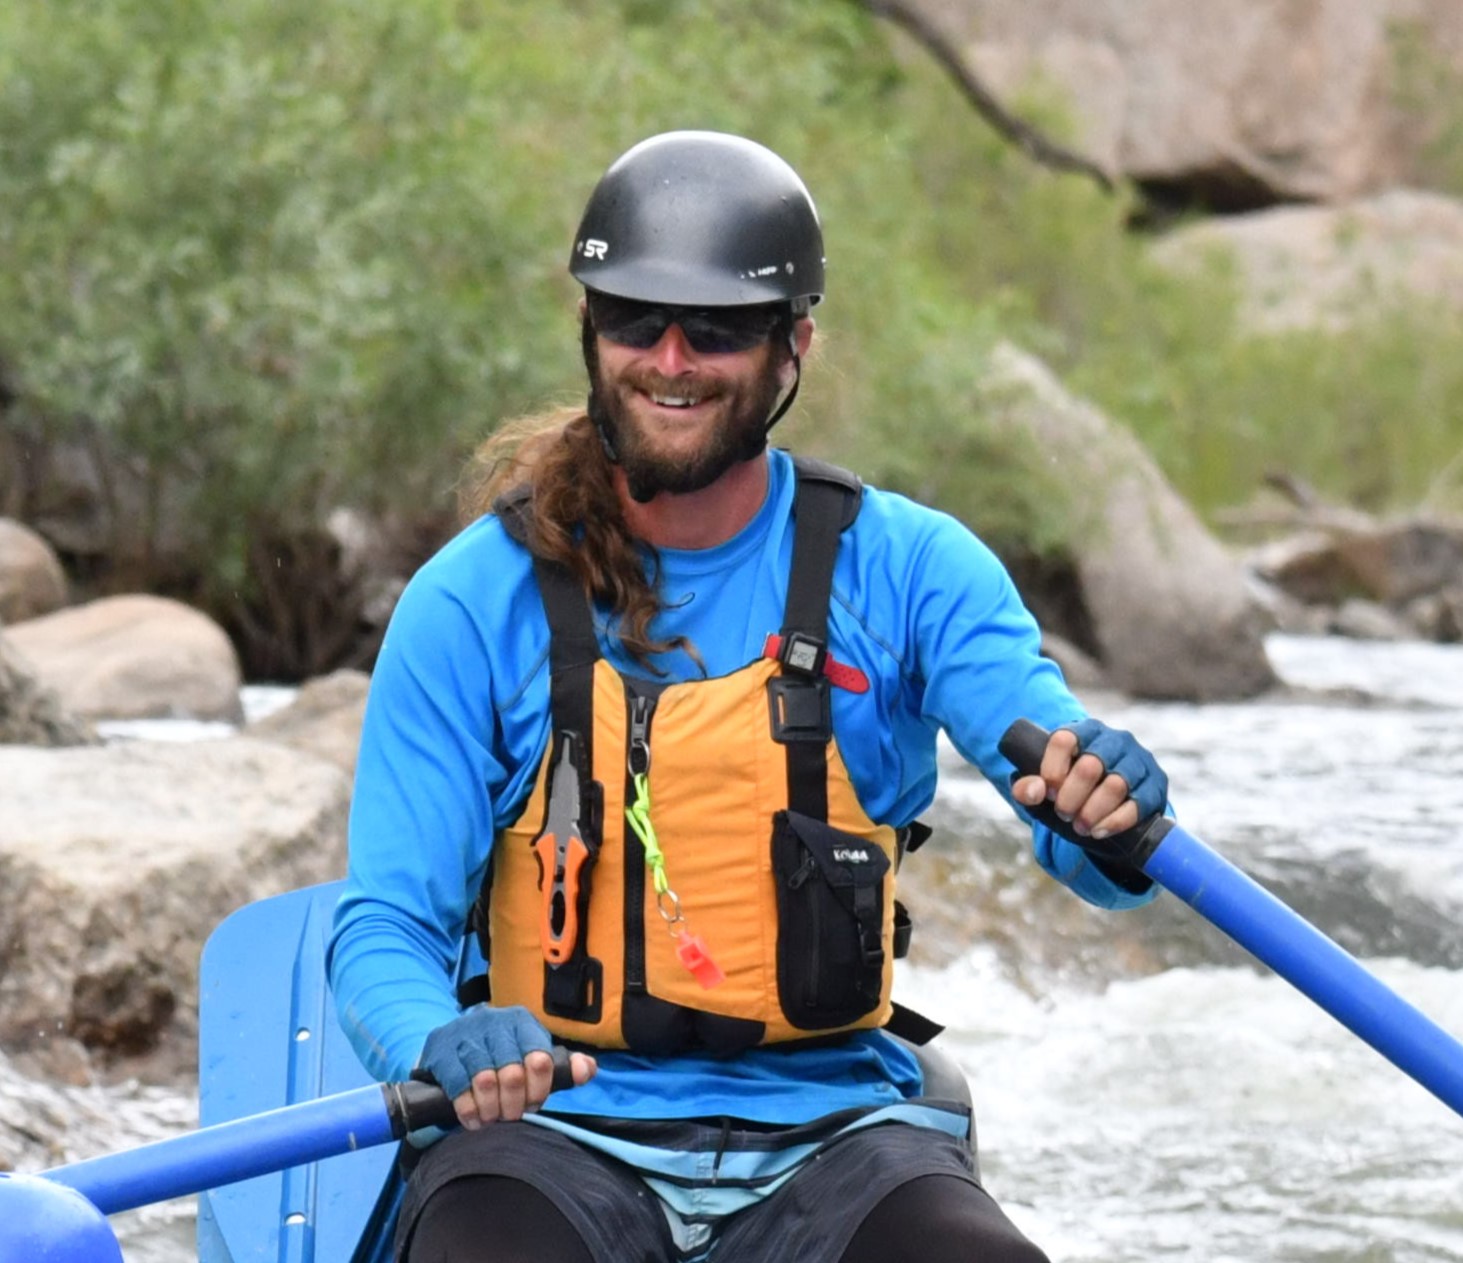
[
  {"xmin": 859, "ymin": 930, "xmax": 885, "ymax": 970},
  {"xmin": 778, "ymin": 632, "xmax": 826, "ymax": 677},
  {"xmin": 767, "ymin": 675, "xmax": 831, "ymax": 743}
]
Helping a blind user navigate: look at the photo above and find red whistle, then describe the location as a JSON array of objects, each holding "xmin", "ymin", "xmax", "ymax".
[{"xmin": 674, "ymin": 930, "xmax": 725, "ymax": 989}]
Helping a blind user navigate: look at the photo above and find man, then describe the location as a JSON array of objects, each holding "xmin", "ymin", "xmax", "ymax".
[{"xmin": 329, "ymin": 130, "xmax": 1169, "ymax": 1263}]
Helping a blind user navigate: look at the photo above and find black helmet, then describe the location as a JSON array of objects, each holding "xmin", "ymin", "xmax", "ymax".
[{"xmin": 569, "ymin": 130, "xmax": 825, "ymax": 312}]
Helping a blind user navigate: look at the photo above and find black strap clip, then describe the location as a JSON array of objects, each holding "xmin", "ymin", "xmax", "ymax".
[{"xmin": 767, "ymin": 674, "xmax": 831, "ymax": 744}]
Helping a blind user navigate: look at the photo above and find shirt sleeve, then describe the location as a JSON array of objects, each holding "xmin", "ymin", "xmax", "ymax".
[
  {"xmin": 902, "ymin": 506, "xmax": 1157, "ymax": 911},
  {"xmin": 326, "ymin": 532, "xmax": 541, "ymax": 1082}
]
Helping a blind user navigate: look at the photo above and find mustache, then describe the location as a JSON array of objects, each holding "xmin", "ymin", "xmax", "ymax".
[{"xmin": 619, "ymin": 368, "xmax": 725, "ymax": 402}]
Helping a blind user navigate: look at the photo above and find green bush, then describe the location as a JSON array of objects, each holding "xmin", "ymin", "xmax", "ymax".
[{"xmin": 3, "ymin": 0, "xmax": 1463, "ymax": 675}]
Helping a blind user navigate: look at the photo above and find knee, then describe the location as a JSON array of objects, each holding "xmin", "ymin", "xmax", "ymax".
[{"xmin": 842, "ymin": 1176, "xmax": 1050, "ymax": 1263}]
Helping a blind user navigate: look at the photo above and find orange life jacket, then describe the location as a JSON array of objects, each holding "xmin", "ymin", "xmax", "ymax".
[{"xmin": 471, "ymin": 459, "xmax": 932, "ymax": 1054}]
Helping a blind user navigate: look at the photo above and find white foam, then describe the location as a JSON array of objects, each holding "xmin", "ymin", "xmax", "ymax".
[{"xmin": 903, "ymin": 953, "xmax": 1463, "ymax": 1260}]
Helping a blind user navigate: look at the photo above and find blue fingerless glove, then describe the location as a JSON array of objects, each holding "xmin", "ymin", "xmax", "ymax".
[
  {"xmin": 1062, "ymin": 718, "xmax": 1169, "ymax": 824},
  {"xmin": 1031, "ymin": 718, "xmax": 1169, "ymax": 894},
  {"xmin": 416, "ymin": 1004, "xmax": 555, "ymax": 1102}
]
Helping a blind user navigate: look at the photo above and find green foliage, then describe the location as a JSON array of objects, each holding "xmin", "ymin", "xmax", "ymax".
[
  {"xmin": 3, "ymin": 0, "xmax": 1463, "ymax": 669},
  {"xmin": 1388, "ymin": 19, "xmax": 1463, "ymax": 198},
  {"xmin": 0, "ymin": 0, "xmax": 923, "ymax": 597}
]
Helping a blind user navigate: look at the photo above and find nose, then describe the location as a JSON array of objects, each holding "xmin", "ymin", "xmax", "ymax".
[{"xmin": 646, "ymin": 322, "xmax": 697, "ymax": 375}]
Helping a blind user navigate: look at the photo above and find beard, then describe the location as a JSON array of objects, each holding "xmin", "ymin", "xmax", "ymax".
[{"xmin": 584, "ymin": 323, "xmax": 788, "ymax": 503}]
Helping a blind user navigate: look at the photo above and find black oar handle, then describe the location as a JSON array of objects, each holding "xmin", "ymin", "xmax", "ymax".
[
  {"xmin": 997, "ymin": 718, "xmax": 1170, "ymax": 871},
  {"xmin": 388, "ymin": 1046, "xmax": 577, "ymax": 1135}
]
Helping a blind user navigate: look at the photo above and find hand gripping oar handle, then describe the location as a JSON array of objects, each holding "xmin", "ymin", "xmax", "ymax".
[
  {"xmin": 998, "ymin": 718, "xmax": 1174, "ymax": 873},
  {"xmin": 999, "ymin": 719, "xmax": 1463, "ymax": 1121},
  {"xmin": 44, "ymin": 1047, "xmax": 576, "ymax": 1216}
]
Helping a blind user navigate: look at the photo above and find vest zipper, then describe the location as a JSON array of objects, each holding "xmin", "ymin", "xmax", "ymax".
[
  {"xmin": 624, "ymin": 692, "xmax": 656, "ymax": 992},
  {"xmin": 786, "ymin": 850, "xmax": 822, "ymax": 1009}
]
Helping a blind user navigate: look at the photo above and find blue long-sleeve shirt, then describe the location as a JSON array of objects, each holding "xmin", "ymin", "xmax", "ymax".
[{"xmin": 328, "ymin": 449, "xmax": 1155, "ymax": 1121}]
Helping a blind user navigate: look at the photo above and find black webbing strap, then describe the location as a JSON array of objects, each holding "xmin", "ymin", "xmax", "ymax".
[
  {"xmin": 772, "ymin": 458, "xmax": 862, "ymax": 822},
  {"xmin": 492, "ymin": 488, "xmax": 603, "ymax": 1020},
  {"xmin": 779, "ymin": 456, "xmax": 861, "ymax": 646},
  {"xmin": 771, "ymin": 463, "xmax": 945, "ymax": 1045},
  {"xmin": 495, "ymin": 488, "xmax": 599, "ymax": 745},
  {"xmin": 886, "ymin": 1001, "xmax": 945, "ymax": 1046},
  {"xmin": 533, "ymin": 559, "xmax": 598, "ymax": 750}
]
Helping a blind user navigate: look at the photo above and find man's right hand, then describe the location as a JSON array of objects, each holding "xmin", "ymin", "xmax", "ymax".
[{"xmin": 416, "ymin": 1004, "xmax": 598, "ymax": 1129}]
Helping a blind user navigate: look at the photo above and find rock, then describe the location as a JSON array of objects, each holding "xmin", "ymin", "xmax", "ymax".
[
  {"xmin": 1149, "ymin": 190, "xmax": 1463, "ymax": 331},
  {"xmin": 7, "ymin": 594, "xmax": 243, "ymax": 722},
  {"xmin": 1246, "ymin": 514, "xmax": 1463, "ymax": 638},
  {"xmin": 1245, "ymin": 576, "xmax": 1335, "ymax": 637},
  {"xmin": 1248, "ymin": 529, "xmax": 1373, "ymax": 605},
  {"xmin": 1330, "ymin": 518, "xmax": 1463, "ymax": 604},
  {"xmin": 244, "ymin": 668, "xmax": 369, "ymax": 775},
  {"xmin": 0, "ymin": 519, "xmax": 67, "ymax": 624},
  {"xmin": 1040, "ymin": 631, "xmax": 1110, "ymax": 692},
  {"xmin": 0, "ymin": 631, "xmax": 97, "ymax": 747},
  {"xmin": 1403, "ymin": 587, "xmax": 1463, "ymax": 640},
  {"xmin": 982, "ymin": 342, "xmax": 1278, "ymax": 700},
  {"xmin": 0, "ymin": 420, "xmax": 198, "ymax": 578},
  {"xmin": 1329, "ymin": 597, "xmax": 1411, "ymax": 640},
  {"xmin": 0, "ymin": 738, "xmax": 349, "ymax": 1062},
  {"xmin": 918, "ymin": 0, "xmax": 1463, "ymax": 205}
]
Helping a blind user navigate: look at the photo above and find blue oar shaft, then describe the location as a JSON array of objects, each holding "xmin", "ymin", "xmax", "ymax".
[
  {"xmin": 44, "ymin": 1085, "xmax": 395, "ymax": 1216},
  {"xmin": 1146, "ymin": 824, "xmax": 1463, "ymax": 1117}
]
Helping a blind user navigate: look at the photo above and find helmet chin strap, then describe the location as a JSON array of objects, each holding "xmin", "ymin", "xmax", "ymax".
[
  {"xmin": 582, "ymin": 317, "xmax": 620, "ymax": 463},
  {"xmin": 761, "ymin": 326, "xmax": 802, "ymax": 436}
]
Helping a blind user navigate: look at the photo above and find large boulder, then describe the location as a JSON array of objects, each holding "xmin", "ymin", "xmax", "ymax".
[
  {"xmin": 0, "ymin": 519, "xmax": 67, "ymax": 625},
  {"xmin": 1149, "ymin": 189, "xmax": 1463, "ymax": 331},
  {"xmin": 981, "ymin": 342, "xmax": 1278, "ymax": 699},
  {"xmin": 915, "ymin": 0, "xmax": 1463, "ymax": 204},
  {"xmin": 0, "ymin": 737, "xmax": 349, "ymax": 1063},
  {"xmin": 0, "ymin": 632, "xmax": 96, "ymax": 747},
  {"xmin": 7, "ymin": 594, "xmax": 243, "ymax": 722},
  {"xmin": 244, "ymin": 668, "xmax": 370, "ymax": 775}
]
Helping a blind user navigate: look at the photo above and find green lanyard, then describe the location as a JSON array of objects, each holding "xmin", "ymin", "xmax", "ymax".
[{"xmin": 624, "ymin": 770, "xmax": 725, "ymax": 989}]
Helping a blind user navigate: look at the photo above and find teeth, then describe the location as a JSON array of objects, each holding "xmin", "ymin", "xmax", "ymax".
[{"xmin": 651, "ymin": 394, "xmax": 697, "ymax": 408}]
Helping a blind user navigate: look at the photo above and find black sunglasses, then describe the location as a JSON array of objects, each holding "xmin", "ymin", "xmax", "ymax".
[{"xmin": 587, "ymin": 292, "xmax": 786, "ymax": 355}]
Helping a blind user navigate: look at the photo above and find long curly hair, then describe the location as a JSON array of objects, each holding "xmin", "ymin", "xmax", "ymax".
[{"xmin": 458, "ymin": 406, "xmax": 692, "ymax": 667}]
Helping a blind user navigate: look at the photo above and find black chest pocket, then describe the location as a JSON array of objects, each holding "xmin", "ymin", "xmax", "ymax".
[{"xmin": 772, "ymin": 809, "xmax": 891, "ymax": 1029}]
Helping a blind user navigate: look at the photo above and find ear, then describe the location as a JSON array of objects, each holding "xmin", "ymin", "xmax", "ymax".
[
  {"xmin": 793, "ymin": 316, "xmax": 815, "ymax": 358},
  {"xmin": 777, "ymin": 317, "xmax": 815, "ymax": 390}
]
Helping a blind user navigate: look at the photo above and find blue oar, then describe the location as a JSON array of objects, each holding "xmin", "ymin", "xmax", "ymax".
[
  {"xmin": 42, "ymin": 1078, "xmax": 452, "ymax": 1216},
  {"xmin": 0, "ymin": 1084, "xmax": 430, "ymax": 1261},
  {"xmin": 1000, "ymin": 718, "xmax": 1463, "ymax": 1119},
  {"xmin": 0, "ymin": 1056, "xmax": 572, "ymax": 1260}
]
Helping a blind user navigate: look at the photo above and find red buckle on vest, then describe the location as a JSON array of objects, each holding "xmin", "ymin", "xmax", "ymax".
[{"xmin": 763, "ymin": 634, "xmax": 870, "ymax": 694}]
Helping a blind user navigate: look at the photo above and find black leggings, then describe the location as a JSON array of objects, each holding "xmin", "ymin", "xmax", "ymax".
[
  {"xmin": 842, "ymin": 1174, "xmax": 1051, "ymax": 1263},
  {"xmin": 407, "ymin": 1173, "xmax": 1049, "ymax": 1263},
  {"xmin": 407, "ymin": 1178, "xmax": 593, "ymax": 1263}
]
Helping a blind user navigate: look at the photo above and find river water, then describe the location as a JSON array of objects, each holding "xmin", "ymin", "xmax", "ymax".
[{"xmin": 4, "ymin": 634, "xmax": 1462, "ymax": 1261}]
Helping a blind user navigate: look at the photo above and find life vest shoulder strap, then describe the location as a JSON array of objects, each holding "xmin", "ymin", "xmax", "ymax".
[
  {"xmin": 493, "ymin": 483, "xmax": 598, "ymax": 742},
  {"xmin": 770, "ymin": 456, "xmax": 862, "ymax": 823},
  {"xmin": 777, "ymin": 454, "xmax": 862, "ymax": 652}
]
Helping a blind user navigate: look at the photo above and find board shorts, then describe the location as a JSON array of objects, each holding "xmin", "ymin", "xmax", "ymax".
[{"xmin": 396, "ymin": 1103, "xmax": 984, "ymax": 1262}]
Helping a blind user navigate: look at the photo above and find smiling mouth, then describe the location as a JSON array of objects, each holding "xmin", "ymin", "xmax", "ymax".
[{"xmin": 635, "ymin": 387, "xmax": 727, "ymax": 418}]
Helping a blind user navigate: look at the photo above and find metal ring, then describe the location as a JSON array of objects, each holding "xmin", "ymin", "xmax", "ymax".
[{"xmin": 656, "ymin": 888, "xmax": 685, "ymax": 926}]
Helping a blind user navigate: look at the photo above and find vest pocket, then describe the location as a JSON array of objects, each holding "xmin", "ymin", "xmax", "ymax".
[{"xmin": 772, "ymin": 809, "xmax": 891, "ymax": 1030}]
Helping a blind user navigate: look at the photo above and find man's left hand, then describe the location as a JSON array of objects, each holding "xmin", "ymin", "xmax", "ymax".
[{"xmin": 1011, "ymin": 718, "xmax": 1168, "ymax": 841}]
